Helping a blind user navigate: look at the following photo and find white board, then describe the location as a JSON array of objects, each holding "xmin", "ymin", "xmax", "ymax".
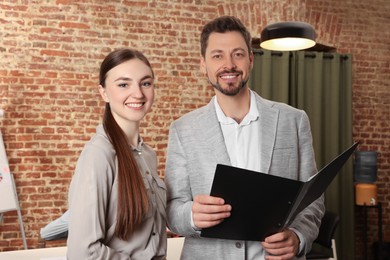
[{"xmin": 0, "ymin": 129, "xmax": 18, "ymax": 213}]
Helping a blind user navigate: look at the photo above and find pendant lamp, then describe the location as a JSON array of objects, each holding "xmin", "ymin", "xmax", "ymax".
[{"xmin": 260, "ymin": 22, "xmax": 316, "ymax": 51}]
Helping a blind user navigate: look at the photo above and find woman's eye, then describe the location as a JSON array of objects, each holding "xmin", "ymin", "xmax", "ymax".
[{"xmin": 141, "ymin": 81, "xmax": 153, "ymax": 88}]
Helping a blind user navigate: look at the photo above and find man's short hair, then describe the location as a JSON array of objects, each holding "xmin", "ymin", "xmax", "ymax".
[{"xmin": 200, "ymin": 16, "xmax": 252, "ymax": 58}]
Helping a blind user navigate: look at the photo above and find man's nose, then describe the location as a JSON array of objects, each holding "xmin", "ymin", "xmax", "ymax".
[{"xmin": 223, "ymin": 56, "xmax": 237, "ymax": 70}]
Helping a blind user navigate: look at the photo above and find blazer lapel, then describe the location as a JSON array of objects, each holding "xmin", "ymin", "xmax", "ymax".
[
  {"xmin": 197, "ymin": 99, "xmax": 231, "ymax": 166},
  {"xmin": 193, "ymin": 94, "xmax": 279, "ymax": 173},
  {"xmin": 255, "ymin": 94, "xmax": 279, "ymax": 174}
]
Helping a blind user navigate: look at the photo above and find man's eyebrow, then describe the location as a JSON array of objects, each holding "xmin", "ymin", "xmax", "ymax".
[
  {"xmin": 232, "ymin": 47, "xmax": 247, "ymax": 52},
  {"xmin": 209, "ymin": 49, "xmax": 223, "ymax": 55},
  {"xmin": 209, "ymin": 47, "xmax": 247, "ymax": 54}
]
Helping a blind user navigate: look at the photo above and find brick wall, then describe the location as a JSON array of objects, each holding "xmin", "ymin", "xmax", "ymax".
[{"xmin": 0, "ymin": 0, "xmax": 389, "ymax": 258}]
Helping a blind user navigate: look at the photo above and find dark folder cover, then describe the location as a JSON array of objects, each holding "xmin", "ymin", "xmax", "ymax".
[{"xmin": 201, "ymin": 142, "xmax": 359, "ymax": 241}]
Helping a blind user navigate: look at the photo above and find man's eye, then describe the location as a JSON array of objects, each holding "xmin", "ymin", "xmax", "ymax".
[
  {"xmin": 234, "ymin": 52, "xmax": 244, "ymax": 58},
  {"xmin": 118, "ymin": 83, "xmax": 127, "ymax": 88},
  {"xmin": 212, "ymin": 54, "xmax": 222, "ymax": 59}
]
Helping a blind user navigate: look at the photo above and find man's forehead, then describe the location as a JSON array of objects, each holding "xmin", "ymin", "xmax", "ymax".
[{"xmin": 206, "ymin": 31, "xmax": 248, "ymax": 52}]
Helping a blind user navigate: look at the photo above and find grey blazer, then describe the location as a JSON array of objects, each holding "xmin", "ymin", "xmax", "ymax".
[{"xmin": 165, "ymin": 91, "xmax": 325, "ymax": 260}]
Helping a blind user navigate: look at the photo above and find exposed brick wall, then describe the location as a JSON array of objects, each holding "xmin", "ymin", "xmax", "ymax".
[
  {"xmin": 332, "ymin": 1, "xmax": 390, "ymax": 259},
  {"xmin": 0, "ymin": 0, "xmax": 389, "ymax": 258}
]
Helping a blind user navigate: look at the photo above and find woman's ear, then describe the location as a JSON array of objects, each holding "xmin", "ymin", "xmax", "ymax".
[{"xmin": 98, "ymin": 85, "xmax": 109, "ymax": 103}]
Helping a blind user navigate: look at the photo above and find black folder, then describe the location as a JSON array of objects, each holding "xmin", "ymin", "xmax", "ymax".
[{"xmin": 201, "ymin": 142, "xmax": 359, "ymax": 241}]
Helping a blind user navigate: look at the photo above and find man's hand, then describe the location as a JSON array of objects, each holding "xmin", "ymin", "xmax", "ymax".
[
  {"xmin": 192, "ymin": 194, "xmax": 231, "ymax": 229},
  {"xmin": 261, "ymin": 229, "xmax": 300, "ymax": 260}
]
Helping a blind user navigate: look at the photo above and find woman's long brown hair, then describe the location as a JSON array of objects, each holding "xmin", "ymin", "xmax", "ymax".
[{"xmin": 99, "ymin": 48, "xmax": 153, "ymax": 240}]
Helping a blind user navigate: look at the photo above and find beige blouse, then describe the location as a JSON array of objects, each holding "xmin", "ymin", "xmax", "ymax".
[{"xmin": 67, "ymin": 125, "xmax": 167, "ymax": 260}]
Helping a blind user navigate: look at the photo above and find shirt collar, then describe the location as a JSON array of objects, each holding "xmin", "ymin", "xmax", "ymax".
[
  {"xmin": 214, "ymin": 90, "xmax": 259, "ymax": 125},
  {"xmin": 131, "ymin": 136, "xmax": 144, "ymax": 151}
]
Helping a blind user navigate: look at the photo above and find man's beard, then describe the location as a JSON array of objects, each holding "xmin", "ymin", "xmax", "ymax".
[{"xmin": 209, "ymin": 76, "xmax": 248, "ymax": 96}]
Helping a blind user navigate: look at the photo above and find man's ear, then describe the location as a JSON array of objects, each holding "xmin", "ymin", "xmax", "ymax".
[
  {"xmin": 200, "ymin": 57, "xmax": 207, "ymax": 74},
  {"xmin": 98, "ymin": 85, "xmax": 109, "ymax": 103},
  {"xmin": 249, "ymin": 51, "xmax": 254, "ymax": 70}
]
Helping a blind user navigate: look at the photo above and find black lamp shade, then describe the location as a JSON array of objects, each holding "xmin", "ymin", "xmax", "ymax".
[{"xmin": 260, "ymin": 22, "xmax": 316, "ymax": 51}]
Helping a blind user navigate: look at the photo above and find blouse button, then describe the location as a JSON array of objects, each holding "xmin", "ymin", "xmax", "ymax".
[
  {"xmin": 146, "ymin": 171, "xmax": 150, "ymax": 175},
  {"xmin": 235, "ymin": 242, "xmax": 242, "ymax": 248}
]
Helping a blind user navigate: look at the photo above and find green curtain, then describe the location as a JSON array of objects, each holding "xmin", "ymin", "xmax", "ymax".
[{"xmin": 250, "ymin": 49, "xmax": 353, "ymax": 259}]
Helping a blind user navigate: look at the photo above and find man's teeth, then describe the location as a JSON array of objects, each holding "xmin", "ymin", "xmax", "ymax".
[{"xmin": 220, "ymin": 75, "xmax": 236, "ymax": 79}]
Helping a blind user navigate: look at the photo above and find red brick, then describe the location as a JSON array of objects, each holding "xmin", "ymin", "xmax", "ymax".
[{"xmin": 0, "ymin": 1, "xmax": 388, "ymax": 258}]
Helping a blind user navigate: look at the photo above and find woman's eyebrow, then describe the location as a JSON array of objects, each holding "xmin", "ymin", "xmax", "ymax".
[
  {"xmin": 114, "ymin": 75, "xmax": 153, "ymax": 82},
  {"xmin": 114, "ymin": 76, "xmax": 132, "ymax": 82}
]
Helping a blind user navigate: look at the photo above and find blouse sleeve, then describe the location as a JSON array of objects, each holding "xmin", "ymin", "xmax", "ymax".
[{"xmin": 66, "ymin": 141, "xmax": 130, "ymax": 260}]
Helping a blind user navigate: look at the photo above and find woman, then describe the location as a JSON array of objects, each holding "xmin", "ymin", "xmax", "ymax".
[{"xmin": 67, "ymin": 48, "xmax": 167, "ymax": 259}]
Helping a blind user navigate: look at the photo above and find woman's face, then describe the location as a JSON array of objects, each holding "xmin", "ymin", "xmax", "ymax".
[{"xmin": 99, "ymin": 58, "xmax": 154, "ymax": 128}]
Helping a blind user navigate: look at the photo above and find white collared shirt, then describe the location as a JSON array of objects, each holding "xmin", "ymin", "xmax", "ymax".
[
  {"xmin": 215, "ymin": 90, "xmax": 265, "ymax": 259},
  {"xmin": 214, "ymin": 90, "xmax": 261, "ymax": 172}
]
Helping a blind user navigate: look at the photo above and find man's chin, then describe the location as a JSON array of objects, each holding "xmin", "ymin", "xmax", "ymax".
[
  {"xmin": 222, "ymin": 89, "xmax": 240, "ymax": 96},
  {"xmin": 214, "ymin": 84, "xmax": 244, "ymax": 96}
]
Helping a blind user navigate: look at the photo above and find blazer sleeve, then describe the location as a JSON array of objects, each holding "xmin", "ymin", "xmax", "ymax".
[
  {"xmin": 165, "ymin": 121, "xmax": 201, "ymax": 237},
  {"xmin": 288, "ymin": 111, "xmax": 325, "ymax": 255}
]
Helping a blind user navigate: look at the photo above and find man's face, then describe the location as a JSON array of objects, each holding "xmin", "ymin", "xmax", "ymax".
[{"xmin": 201, "ymin": 31, "xmax": 253, "ymax": 96}]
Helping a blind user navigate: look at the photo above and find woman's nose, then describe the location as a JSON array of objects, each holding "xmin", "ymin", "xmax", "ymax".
[{"xmin": 130, "ymin": 85, "xmax": 144, "ymax": 98}]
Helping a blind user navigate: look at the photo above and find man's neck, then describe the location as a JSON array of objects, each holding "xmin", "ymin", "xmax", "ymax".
[{"xmin": 216, "ymin": 88, "xmax": 251, "ymax": 124}]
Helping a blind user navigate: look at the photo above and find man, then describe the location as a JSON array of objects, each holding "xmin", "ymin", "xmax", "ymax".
[{"xmin": 165, "ymin": 16, "xmax": 325, "ymax": 260}]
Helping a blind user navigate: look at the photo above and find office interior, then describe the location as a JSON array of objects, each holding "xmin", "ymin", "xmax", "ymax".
[{"xmin": 0, "ymin": 1, "xmax": 389, "ymax": 259}]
